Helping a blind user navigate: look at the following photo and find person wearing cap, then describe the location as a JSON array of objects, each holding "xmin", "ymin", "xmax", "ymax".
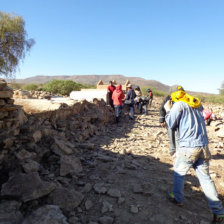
[
  {"xmin": 146, "ymin": 88, "xmax": 153, "ymax": 109},
  {"xmin": 164, "ymin": 88, "xmax": 224, "ymax": 223},
  {"xmin": 125, "ymin": 84, "xmax": 136, "ymax": 120}
]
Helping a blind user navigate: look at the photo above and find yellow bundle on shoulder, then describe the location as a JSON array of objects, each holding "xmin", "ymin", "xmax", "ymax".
[{"xmin": 171, "ymin": 90, "xmax": 201, "ymax": 109}]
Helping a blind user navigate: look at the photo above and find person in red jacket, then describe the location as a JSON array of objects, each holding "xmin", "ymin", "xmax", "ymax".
[
  {"xmin": 107, "ymin": 81, "xmax": 116, "ymax": 109},
  {"xmin": 202, "ymin": 109, "xmax": 216, "ymax": 126},
  {"xmin": 112, "ymin": 84, "xmax": 125, "ymax": 123}
]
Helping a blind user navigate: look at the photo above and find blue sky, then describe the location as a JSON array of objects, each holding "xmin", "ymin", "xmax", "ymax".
[{"xmin": 1, "ymin": 0, "xmax": 224, "ymax": 93}]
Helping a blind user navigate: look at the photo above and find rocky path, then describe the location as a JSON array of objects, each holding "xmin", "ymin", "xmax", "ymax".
[{"xmin": 70, "ymin": 101, "xmax": 224, "ymax": 224}]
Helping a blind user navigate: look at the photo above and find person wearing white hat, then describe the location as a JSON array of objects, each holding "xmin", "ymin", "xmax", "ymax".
[{"xmin": 124, "ymin": 84, "xmax": 136, "ymax": 120}]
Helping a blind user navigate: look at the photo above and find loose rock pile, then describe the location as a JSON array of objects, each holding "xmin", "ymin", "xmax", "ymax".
[
  {"xmin": 13, "ymin": 89, "xmax": 56, "ymax": 99},
  {"xmin": 0, "ymin": 80, "xmax": 115, "ymax": 224},
  {"xmin": 0, "ymin": 79, "xmax": 27, "ymax": 162}
]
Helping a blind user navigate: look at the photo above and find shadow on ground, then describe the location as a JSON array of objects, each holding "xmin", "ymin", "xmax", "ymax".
[{"xmin": 68, "ymin": 107, "xmax": 214, "ymax": 224}]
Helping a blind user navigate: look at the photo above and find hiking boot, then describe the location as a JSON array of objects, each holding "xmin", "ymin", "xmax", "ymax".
[
  {"xmin": 167, "ymin": 191, "xmax": 183, "ymax": 207},
  {"xmin": 212, "ymin": 214, "xmax": 224, "ymax": 224}
]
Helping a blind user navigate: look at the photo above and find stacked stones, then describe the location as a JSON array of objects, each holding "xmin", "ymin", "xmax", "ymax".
[
  {"xmin": 13, "ymin": 89, "xmax": 31, "ymax": 99},
  {"xmin": 0, "ymin": 81, "xmax": 116, "ymax": 223},
  {"xmin": 0, "ymin": 78, "xmax": 14, "ymax": 121},
  {"xmin": 0, "ymin": 79, "xmax": 27, "ymax": 164},
  {"xmin": 13, "ymin": 89, "xmax": 54, "ymax": 99}
]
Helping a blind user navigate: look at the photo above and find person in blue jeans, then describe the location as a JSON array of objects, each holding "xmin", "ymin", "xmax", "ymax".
[
  {"xmin": 164, "ymin": 95, "xmax": 224, "ymax": 224},
  {"xmin": 141, "ymin": 96, "xmax": 149, "ymax": 115},
  {"xmin": 125, "ymin": 84, "xmax": 136, "ymax": 120}
]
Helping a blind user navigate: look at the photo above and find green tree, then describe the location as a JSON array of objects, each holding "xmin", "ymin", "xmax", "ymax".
[
  {"xmin": 0, "ymin": 12, "xmax": 35, "ymax": 78},
  {"xmin": 23, "ymin": 83, "xmax": 39, "ymax": 91},
  {"xmin": 43, "ymin": 79, "xmax": 83, "ymax": 95}
]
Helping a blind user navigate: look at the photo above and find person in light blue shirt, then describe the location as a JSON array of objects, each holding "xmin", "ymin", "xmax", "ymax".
[{"xmin": 165, "ymin": 99, "xmax": 224, "ymax": 223}]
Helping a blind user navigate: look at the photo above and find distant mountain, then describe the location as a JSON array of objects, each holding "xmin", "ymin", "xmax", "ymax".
[{"xmin": 14, "ymin": 74, "xmax": 170, "ymax": 92}]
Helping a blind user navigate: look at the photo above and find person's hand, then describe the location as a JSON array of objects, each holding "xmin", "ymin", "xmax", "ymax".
[
  {"xmin": 160, "ymin": 122, "xmax": 166, "ymax": 128},
  {"xmin": 164, "ymin": 100, "xmax": 172, "ymax": 113}
]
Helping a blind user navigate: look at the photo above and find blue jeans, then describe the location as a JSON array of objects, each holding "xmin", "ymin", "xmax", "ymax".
[
  {"xmin": 138, "ymin": 102, "xmax": 143, "ymax": 113},
  {"xmin": 173, "ymin": 146, "xmax": 224, "ymax": 215},
  {"xmin": 129, "ymin": 105, "xmax": 135, "ymax": 119},
  {"xmin": 135, "ymin": 102, "xmax": 142, "ymax": 114},
  {"xmin": 144, "ymin": 103, "xmax": 148, "ymax": 115},
  {"xmin": 114, "ymin": 105, "xmax": 122, "ymax": 118}
]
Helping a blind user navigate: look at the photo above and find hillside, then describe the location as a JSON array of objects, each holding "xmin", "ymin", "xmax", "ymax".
[{"xmin": 14, "ymin": 75, "xmax": 170, "ymax": 92}]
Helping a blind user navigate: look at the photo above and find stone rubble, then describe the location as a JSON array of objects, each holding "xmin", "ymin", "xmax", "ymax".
[{"xmin": 13, "ymin": 89, "xmax": 56, "ymax": 99}]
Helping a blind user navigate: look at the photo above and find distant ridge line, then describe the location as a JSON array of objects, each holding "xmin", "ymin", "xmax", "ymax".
[{"xmin": 13, "ymin": 74, "xmax": 170, "ymax": 92}]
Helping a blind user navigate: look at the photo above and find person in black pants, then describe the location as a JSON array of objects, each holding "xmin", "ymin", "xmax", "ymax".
[{"xmin": 125, "ymin": 84, "xmax": 137, "ymax": 120}]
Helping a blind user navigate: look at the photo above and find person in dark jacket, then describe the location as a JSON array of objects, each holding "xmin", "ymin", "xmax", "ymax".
[
  {"xmin": 107, "ymin": 81, "xmax": 116, "ymax": 109},
  {"xmin": 125, "ymin": 84, "xmax": 136, "ymax": 120},
  {"xmin": 134, "ymin": 86, "xmax": 143, "ymax": 114},
  {"xmin": 159, "ymin": 86, "xmax": 184, "ymax": 155}
]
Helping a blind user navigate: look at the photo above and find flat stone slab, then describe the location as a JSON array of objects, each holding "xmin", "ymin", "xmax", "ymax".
[
  {"xmin": 47, "ymin": 188, "xmax": 84, "ymax": 211},
  {"xmin": 1, "ymin": 172, "xmax": 56, "ymax": 202}
]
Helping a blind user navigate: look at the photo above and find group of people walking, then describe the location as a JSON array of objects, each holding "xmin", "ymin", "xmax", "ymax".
[
  {"xmin": 109, "ymin": 81, "xmax": 224, "ymax": 223},
  {"xmin": 107, "ymin": 81, "xmax": 153, "ymax": 123}
]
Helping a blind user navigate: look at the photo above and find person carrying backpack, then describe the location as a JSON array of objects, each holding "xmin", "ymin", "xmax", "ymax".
[{"xmin": 164, "ymin": 88, "xmax": 224, "ymax": 224}]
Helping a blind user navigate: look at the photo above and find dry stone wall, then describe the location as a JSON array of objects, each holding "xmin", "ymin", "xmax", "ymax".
[
  {"xmin": 0, "ymin": 79, "xmax": 114, "ymax": 223},
  {"xmin": 13, "ymin": 89, "xmax": 54, "ymax": 99}
]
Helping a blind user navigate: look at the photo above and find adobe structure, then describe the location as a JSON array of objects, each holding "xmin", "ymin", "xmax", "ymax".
[{"xmin": 96, "ymin": 80, "xmax": 130, "ymax": 91}]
